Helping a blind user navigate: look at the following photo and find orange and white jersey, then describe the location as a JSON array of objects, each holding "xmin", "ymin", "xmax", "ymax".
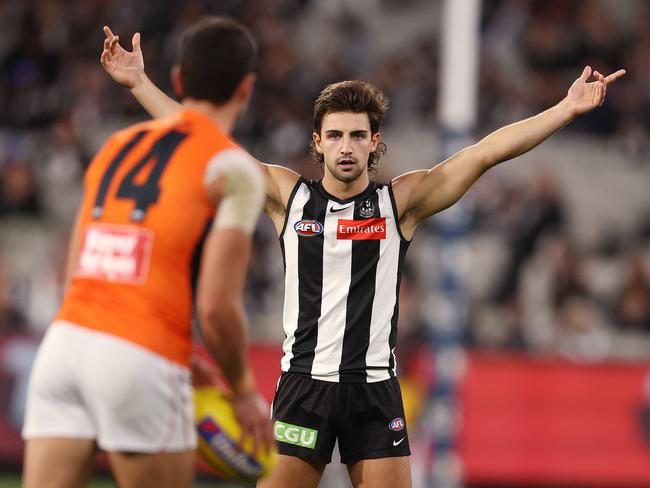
[{"xmin": 57, "ymin": 110, "xmax": 241, "ymax": 367}]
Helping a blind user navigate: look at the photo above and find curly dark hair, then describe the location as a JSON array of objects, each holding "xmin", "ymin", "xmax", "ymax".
[{"xmin": 311, "ymin": 80, "xmax": 389, "ymax": 174}]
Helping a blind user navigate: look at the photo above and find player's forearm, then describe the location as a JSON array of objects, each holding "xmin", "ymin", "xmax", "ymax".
[
  {"xmin": 199, "ymin": 303, "xmax": 256, "ymax": 395},
  {"xmin": 130, "ymin": 74, "xmax": 182, "ymax": 118},
  {"xmin": 476, "ymin": 97, "xmax": 576, "ymax": 169}
]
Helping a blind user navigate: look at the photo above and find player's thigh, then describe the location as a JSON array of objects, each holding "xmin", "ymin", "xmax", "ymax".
[
  {"xmin": 22, "ymin": 438, "xmax": 97, "ymax": 488},
  {"xmin": 107, "ymin": 450, "xmax": 195, "ymax": 488},
  {"xmin": 257, "ymin": 454, "xmax": 325, "ymax": 488},
  {"xmin": 347, "ymin": 456, "xmax": 412, "ymax": 488}
]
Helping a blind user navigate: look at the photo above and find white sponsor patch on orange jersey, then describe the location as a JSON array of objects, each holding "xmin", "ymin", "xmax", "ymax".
[{"xmin": 76, "ymin": 224, "xmax": 154, "ymax": 284}]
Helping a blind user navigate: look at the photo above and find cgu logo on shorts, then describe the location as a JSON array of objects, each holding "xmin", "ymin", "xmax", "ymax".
[
  {"xmin": 337, "ymin": 218, "xmax": 386, "ymax": 240},
  {"xmin": 389, "ymin": 417, "xmax": 405, "ymax": 431},
  {"xmin": 274, "ymin": 421, "xmax": 318, "ymax": 449},
  {"xmin": 294, "ymin": 220, "xmax": 324, "ymax": 237},
  {"xmin": 75, "ymin": 224, "xmax": 153, "ymax": 284}
]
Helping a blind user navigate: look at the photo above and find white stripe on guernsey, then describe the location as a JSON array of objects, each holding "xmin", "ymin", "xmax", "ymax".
[
  {"xmin": 309, "ymin": 200, "xmax": 355, "ymax": 382},
  {"xmin": 366, "ymin": 187, "xmax": 399, "ymax": 382},
  {"xmin": 280, "ymin": 184, "xmax": 312, "ymax": 372}
]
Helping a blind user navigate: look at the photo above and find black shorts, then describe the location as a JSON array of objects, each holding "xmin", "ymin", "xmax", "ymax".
[{"xmin": 271, "ymin": 372, "xmax": 410, "ymax": 464}]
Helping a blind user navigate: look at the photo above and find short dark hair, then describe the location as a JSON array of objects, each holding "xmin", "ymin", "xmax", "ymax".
[
  {"xmin": 312, "ymin": 80, "xmax": 389, "ymax": 173},
  {"xmin": 177, "ymin": 16, "xmax": 257, "ymax": 105}
]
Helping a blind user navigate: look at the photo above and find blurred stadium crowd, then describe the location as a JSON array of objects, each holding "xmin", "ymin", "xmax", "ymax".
[{"xmin": 1, "ymin": 0, "xmax": 650, "ymax": 363}]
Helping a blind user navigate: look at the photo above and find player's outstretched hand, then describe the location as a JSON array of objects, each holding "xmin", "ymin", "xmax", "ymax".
[
  {"xmin": 231, "ymin": 389, "xmax": 275, "ymax": 455},
  {"xmin": 100, "ymin": 25, "xmax": 144, "ymax": 89},
  {"xmin": 566, "ymin": 66, "xmax": 626, "ymax": 116}
]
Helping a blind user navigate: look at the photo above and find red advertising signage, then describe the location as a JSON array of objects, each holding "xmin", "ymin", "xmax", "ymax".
[
  {"xmin": 459, "ymin": 353, "xmax": 650, "ymax": 487},
  {"xmin": 4, "ymin": 333, "xmax": 650, "ymax": 487}
]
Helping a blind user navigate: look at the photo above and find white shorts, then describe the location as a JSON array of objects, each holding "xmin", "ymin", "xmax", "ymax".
[{"xmin": 22, "ymin": 321, "xmax": 197, "ymax": 453}]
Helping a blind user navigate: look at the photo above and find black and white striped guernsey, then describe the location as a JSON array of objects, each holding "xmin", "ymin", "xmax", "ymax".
[{"xmin": 279, "ymin": 178, "xmax": 410, "ymax": 383}]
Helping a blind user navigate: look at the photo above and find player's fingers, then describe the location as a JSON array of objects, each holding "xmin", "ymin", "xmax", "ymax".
[
  {"xmin": 132, "ymin": 32, "xmax": 141, "ymax": 52},
  {"xmin": 579, "ymin": 65, "xmax": 592, "ymax": 82},
  {"xmin": 103, "ymin": 25, "xmax": 114, "ymax": 40},
  {"xmin": 244, "ymin": 422, "xmax": 259, "ymax": 456},
  {"xmin": 110, "ymin": 35, "xmax": 120, "ymax": 51},
  {"xmin": 253, "ymin": 425, "xmax": 264, "ymax": 456},
  {"xmin": 253, "ymin": 417, "xmax": 271, "ymax": 455},
  {"xmin": 605, "ymin": 69, "xmax": 626, "ymax": 84},
  {"xmin": 254, "ymin": 423, "xmax": 267, "ymax": 456},
  {"xmin": 100, "ymin": 49, "xmax": 111, "ymax": 65},
  {"xmin": 239, "ymin": 420, "xmax": 254, "ymax": 449},
  {"xmin": 596, "ymin": 82, "xmax": 604, "ymax": 106}
]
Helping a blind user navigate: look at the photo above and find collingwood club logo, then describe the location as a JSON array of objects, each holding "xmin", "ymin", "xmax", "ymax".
[{"xmin": 359, "ymin": 200, "xmax": 375, "ymax": 218}]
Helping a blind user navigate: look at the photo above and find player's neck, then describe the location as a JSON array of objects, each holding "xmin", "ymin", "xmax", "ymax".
[
  {"xmin": 322, "ymin": 172, "xmax": 370, "ymax": 200},
  {"xmin": 182, "ymin": 99, "xmax": 240, "ymax": 134}
]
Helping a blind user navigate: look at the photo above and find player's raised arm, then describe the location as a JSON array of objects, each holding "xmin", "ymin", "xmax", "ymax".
[
  {"xmin": 100, "ymin": 26, "xmax": 300, "ymax": 224},
  {"xmin": 101, "ymin": 25, "xmax": 182, "ymax": 118},
  {"xmin": 197, "ymin": 150, "xmax": 274, "ymax": 453},
  {"xmin": 394, "ymin": 66, "xmax": 626, "ymax": 236}
]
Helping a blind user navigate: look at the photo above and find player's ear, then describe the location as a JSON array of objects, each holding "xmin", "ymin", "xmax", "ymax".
[
  {"xmin": 312, "ymin": 132, "xmax": 323, "ymax": 153},
  {"xmin": 171, "ymin": 65, "xmax": 184, "ymax": 99},
  {"xmin": 235, "ymin": 73, "xmax": 256, "ymax": 104},
  {"xmin": 370, "ymin": 132, "xmax": 381, "ymax": 152}
]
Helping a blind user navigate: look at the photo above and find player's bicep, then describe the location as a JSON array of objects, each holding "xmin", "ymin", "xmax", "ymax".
[
  {"xmin": 198, "ymin": 149, "xmax": 264, "ymax": 312},
  {"xmin": 407, "ymin": 145, "xmax": 486, "ymax": 222}
]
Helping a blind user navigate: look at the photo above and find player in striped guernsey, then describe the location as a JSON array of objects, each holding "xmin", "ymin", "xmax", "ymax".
[{"xmin": 100, "ymin": 27, "xmax": 625, "ymax": 488}]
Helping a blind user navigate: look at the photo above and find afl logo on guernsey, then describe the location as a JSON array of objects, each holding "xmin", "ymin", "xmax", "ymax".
[
  {"xmin": 389, "ymin": 418, "xmax": 405, "ymax": 432},
  {"xmin": 294, "ymin": 220, "xmax": 324, "ymax": 237}
]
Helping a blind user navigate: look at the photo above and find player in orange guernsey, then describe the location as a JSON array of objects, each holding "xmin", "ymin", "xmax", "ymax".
[{"xmin": 22, "ymin": 17, "xmax": 274, "ymax": 488}]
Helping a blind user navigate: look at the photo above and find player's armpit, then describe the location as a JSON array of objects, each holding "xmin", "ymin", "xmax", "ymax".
[{"xmin": 261, "ymin": 163, "xmax": 300, "ymax": 217}]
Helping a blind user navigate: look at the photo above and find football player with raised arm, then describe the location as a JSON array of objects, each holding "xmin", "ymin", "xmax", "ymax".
[{"xmin": 100, "ymin": 26, "xmax": 624, "ymax": 488}]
